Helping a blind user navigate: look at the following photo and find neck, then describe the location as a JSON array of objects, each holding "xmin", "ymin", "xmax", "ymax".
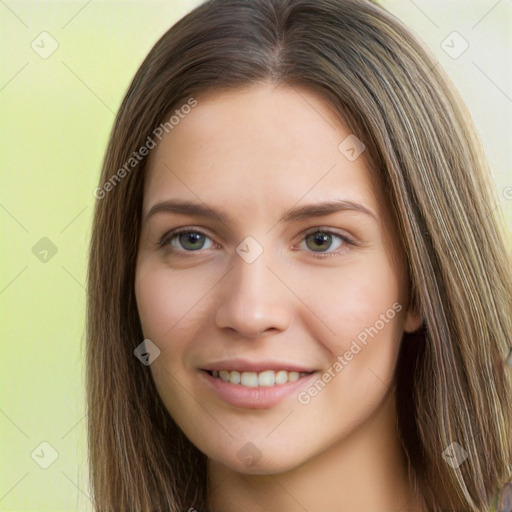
[{"xmin": 207, "ymin": 389, "xmax": 426, "ymax": 512}]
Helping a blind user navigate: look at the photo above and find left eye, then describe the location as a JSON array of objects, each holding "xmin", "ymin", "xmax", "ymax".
[{"xmin": 298, "ymin": 230, "xmax": 349, "ymax": 254}]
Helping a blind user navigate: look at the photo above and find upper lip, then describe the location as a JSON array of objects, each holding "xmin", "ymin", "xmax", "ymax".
[{"xmin": 200, "ymin": 358, "xmax": 316, "ymax": 373}]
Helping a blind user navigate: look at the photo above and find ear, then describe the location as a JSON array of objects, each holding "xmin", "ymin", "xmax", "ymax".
[{"xmin": 403, "ymin": 306, "xmax": 423, "ymax": 333}]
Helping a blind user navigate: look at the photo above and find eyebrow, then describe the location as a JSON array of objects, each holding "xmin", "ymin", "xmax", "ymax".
[
  {"xmin": 144, "ymin": 199, "xmax": 378, "ymax": 224},
  {"xmin": 143, "ymin": 198, "xmax": 378, "ymax": 225}
]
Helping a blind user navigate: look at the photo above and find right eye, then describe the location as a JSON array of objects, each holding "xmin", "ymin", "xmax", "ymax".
[{"xmin": 159, "ymin": 228, "xmax": 215, "ymax": 252}]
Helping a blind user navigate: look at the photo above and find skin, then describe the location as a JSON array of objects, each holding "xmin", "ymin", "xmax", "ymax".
[{"xmin": 135, "ymin": 83, "xmax": 425, "ymax": 511}]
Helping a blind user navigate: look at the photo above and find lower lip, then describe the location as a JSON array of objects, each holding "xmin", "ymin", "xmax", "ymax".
[{"xmin": 199, "ymin": 370, "xmax": 318, "ymax": 409}]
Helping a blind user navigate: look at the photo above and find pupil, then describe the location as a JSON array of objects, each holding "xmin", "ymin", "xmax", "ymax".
[
  {"xmin": 181, "ymin": 232, "xmax": 204, "ymax": 250},
  {"xmin": 308, "ymin": 232, "xmax": 331, "ymax": 251}
]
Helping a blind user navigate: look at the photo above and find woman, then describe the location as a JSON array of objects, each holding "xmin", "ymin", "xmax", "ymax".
[{"xmin": 86, "ymin": 0, "xmax": 512, "ymax": 510}]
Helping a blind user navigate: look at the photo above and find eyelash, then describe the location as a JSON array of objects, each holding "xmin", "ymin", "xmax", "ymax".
[{"xmin": 157, "ymin": 226, "xmax": 355, "ymax": 259}]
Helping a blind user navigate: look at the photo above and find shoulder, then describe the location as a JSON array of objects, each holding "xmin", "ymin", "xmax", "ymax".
[{"xmin": 492, "ymin": 481, "xmax": 512, "ymax": 512}]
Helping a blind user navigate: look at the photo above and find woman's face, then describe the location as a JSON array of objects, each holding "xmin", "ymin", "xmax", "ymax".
[{"xmin": 135, "ymin": 84, "xmax": 421, "ymax": 474}]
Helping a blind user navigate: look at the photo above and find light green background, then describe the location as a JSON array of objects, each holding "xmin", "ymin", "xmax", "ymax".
[{"xmin": 0, "ymin": 1, "xmax": 510, "ymax": 510}]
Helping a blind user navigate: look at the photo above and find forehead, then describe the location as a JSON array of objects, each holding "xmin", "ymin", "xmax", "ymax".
[{"xmin": 143, "ymin": 84, "xmax": 384, "ymax": 220}]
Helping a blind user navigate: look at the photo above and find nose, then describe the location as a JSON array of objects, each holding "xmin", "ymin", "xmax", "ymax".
[{"xmin": 214, "ymin": 254, "xmax": 294, "ymax": 339}]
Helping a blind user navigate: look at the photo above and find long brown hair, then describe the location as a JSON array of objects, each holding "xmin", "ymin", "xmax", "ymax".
[{"xmin": 86, "ymin": 0, "xmax": 512, "ymax": 510}]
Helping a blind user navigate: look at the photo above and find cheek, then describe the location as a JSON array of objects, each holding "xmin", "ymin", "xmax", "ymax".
[
  {"xmin": 346, "ymin": 286, "xmax": 404, "ymax": 394},
  {"xmin": 135, "ymin": 263, "xmax": 209, "ymax": 344},
  {"xmin": 292, "ymin": 259, "xmax": 404, "ymax": 432},
  {"xmin": 297, "ymin": 254, "xmax": 404, "ymax": 349}
]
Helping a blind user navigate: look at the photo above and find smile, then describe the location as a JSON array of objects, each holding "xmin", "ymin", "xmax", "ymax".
[
  {"xmin": 200, "ymin": 368, "xmax": 318, "ymax": 409},
  {"xmin": 207, "ymin": 369, "xmax": 312, "ymax": 387}
]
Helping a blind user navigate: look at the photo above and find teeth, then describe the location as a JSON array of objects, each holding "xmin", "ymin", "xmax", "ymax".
[
  {"xmin": 209, "ymin": 369, "xmax": 310, "ymax": 387},
  {"xmin": 258, "ymin": 370, "xmax": 274, "ymax": 387},
  {"xmin": 288, "ymin": 371, "xmax": 299, "ymax": 382},
  {"xmin": 241, "ymin": 372, "xmax": 259, "ymax": 387},
  {"xmin": 275, "ymin": 370, "xmax": 288, "ymax": 384},
  {"xmin": 219, "ymin": 370, "xmax": 230, "ymax": 383}
]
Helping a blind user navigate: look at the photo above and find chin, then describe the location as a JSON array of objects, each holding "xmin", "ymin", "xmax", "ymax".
[
  {"xmin": 211, "ymin": 450, "xmax": 304, "ymax": 475},
  {"xmin": 199, "ymin": 431, "xmax": 315, "ymax": 476}
]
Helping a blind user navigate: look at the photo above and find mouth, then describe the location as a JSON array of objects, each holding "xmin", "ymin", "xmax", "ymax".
[
  {"xmin": 204, "ymin": 369, "xmax": 313, "ymax": 387},
  {"xmin": 199, "ymin": 368, "xmax": 318, "ymax": 409}
]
